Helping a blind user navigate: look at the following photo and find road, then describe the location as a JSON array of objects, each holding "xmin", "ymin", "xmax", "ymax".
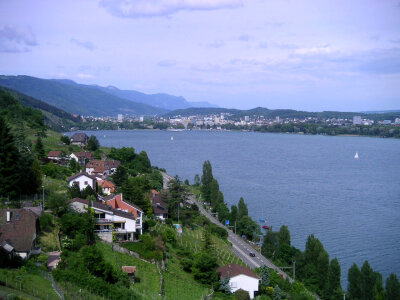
[{"xmin": 191, "ymin": 195, "xmax": 293, "ymax": 282}]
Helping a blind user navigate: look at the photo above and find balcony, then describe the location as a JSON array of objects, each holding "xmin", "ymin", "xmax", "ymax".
[{"xmin": 96, "ymin": 218, "xmax": 113, "ymax": 224}]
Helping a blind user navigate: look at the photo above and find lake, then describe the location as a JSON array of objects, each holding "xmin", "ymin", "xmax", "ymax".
[{"xmin": 71, "ymin": 130, "xmax": 400, "ymax": 287}]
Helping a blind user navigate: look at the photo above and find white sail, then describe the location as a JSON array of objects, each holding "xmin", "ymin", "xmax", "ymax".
[
  {"xmin": 354, "ymin": 152, "xmax": 359, "ymax": 159},
  {"xmin": 171, "ymin": 136, "xmax": 174, "ymax": 141}
]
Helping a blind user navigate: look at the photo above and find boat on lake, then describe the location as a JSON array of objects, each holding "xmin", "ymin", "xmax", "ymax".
[
  {"xmin": 259, "ymin": 218, "xmax": 265, "ymax": 222},
  {"xmin": 355, "ymin": 152, "xmax": 359, "ymax": 159},
  {"xmin": 262, "ymin": 225, "xmax": 269, "ymax": 230}
]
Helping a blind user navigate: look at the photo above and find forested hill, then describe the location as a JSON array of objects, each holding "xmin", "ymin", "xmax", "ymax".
[
  {"xmin": 165, "ymin": 106, "xmax": 400, "ymax": 121},
  {"xmin": 0, "ymin": 87, "xmax": 80, "ymax": 132},
  {"xmin": 0, "ymin": 75, "xmax": 167, "ymax": 116}
]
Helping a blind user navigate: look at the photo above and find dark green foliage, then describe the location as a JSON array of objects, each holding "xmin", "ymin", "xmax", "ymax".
[
  {"xmin": 108, "ymin": 147, "xmax": 152, "ymax": 175},
  {"xmin": 201, "ymin": 160, "xmax": 214, "ymax": 203},
  {"xmin": 278, "ymin": 225, "xmax": 291, "ymax": 246},
  {"xmin": 192, "ymin": 251, "xmax": 219, "ymax": 285},
  {"xmin": 0, "ymin": 117, "xmax": 23, "ymax": 198},
  {"xmin": 42, "ymin": 161, "xmax": 72, "ymax": 179},
  {"xmin": 181, "ymin": 257, "xmax": 194, "ymax": 272},
  {"xmin": 327, "ymin": 258, "xmax": 342, "ymax": 299},
  {"xmin": 237, "ymin": 197, "xmax": 248, "ymax": 220},
  {"xmin": 86, "ymin": 135, "xmax": 100, "ymax": 151},
  {"xmin": 81, "ymin": 185, "xmax": 97, "ymax": 200},
  {"xmin": 237, "ymin": 215, "xmax": 260, "ymax": 240},
  {"xmin": 60, "ymin": 211, "xmax": 95, "ymax": 247},
  {"xmin": 60, "ymin": 135, "xmax": 70, "ymax": 145},
  {"xmin": 348, "ymin": 263, "xmax": 362, "ymax": 300},
  {"xmin": 234, "ymin": 289, "xmax": 250, "ymax": 300},
  {"xmin": 122, "ymin": 235, "xmax": 164, "ymax": 261},
  {"xmin": 361, "ymin": 261, "xmax": 376, "ymax": 300},
  {"xmin": 194, "ymin": 174, "xmax": 200, "ymax": 186},
  {"xmin": 69, "ymin": 182, "xmax": 81, "ymax": 199},
  {"xmin": 166, "ymin": 176, "xmax": 189, "ymax": 221},
  {"xmin": 39, "ymin": 213, "xmax": 54, "ymax": 232},
  {"xmin": 121, "ymin": 176, "xmax": 152, "ymax": 214},
  {"xmin": 34, "ymin": 137, "xmax": 46, "ymax": 160},
  {"xmin": 112, "ymin": 165, "xmax": 128, "ymax": 188},
  {"xmin": 209, "ymin": 223, "xmax": 228, "ymax": 239},
  {"xmin": 260, "ymin": 265, "xmax": 271, "ymax": 288},
  {"xmin": 0, "ymin": 250, "xmax": 23, "ymax": 268},
  {"xmin": 273, "ymin": 285, "xmax": 281, "ymax": 300},
  {"xmin": 230, "ymin": 205, "xmax": 238, "ymax": 224},
  {"xmin": 262, "ymin": 229, "xmax": 279, "ymax": 258},
  {"xmin": 148, "ymin": 169, "xmax": 163, "ymax": 191},
  {"xmin": 386, "ymin": 273, "xmax": 400, "ymax": 300},
  {"xmin": 69, "ymin": 157, "xmax": 80, "ymax": 173}
]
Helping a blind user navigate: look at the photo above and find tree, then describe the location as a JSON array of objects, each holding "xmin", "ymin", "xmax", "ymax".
[
  {"xmin": 262, "ymin": 228, "xmax": 278, "ymax": 258},
  {"xmin": 69, "ymin": 182, "xmax": 81, "ymax": 198},
  {"xmin": 235, "ymin": 289, "xmax": 250, "ymax": 300},
  {"xmin": 122, "ymin": 176, "xmax": 152, "ymax": 214},
  {"xmin": 230, "ymin": 205, "xmax": 238, "ymax": 224},
  {"xmin": 327, "ymin": 258, "xmax": 342, "ymax": 299},
  {"xmin": 348, "ymin": 263, "xmax": 362, "ymax": 300},
  {"xmin": 238, "ymin": 197, "xmax": 248, "ymax": 220},
  {"xmin": 87, "ymin": 135, "xmax": 100, "ymax": 151},
  {"xmin": 201, "ymin": 160, "xmax": 213, "ymax": 203},
  {"xmin": 192, "ymin": 252, "xmax": 218, "ymax": 285},
  {"xmin": 30, "ymin": 158, "xmax": 42, "ymax": 193},
  {"xmin": 237, "ymin": 215, "xmax": 260, "ymax": 240},
  {"xmin": 361, "ymin": 261, "xmax": 376, "ymax": 300},
  {"xmin": 69, "ymin": 157, "xmax": 80, "ymax": 173},
  {"xmin": 0, "ymin": 116, "xmax": 21, "ymax": 198},
  {"xmin": 209, "ymin": 179, "xmax": 220, "ymax": 206},
  {"xmin": 386, "ymin": 273, "xmax": 400, "ymax": 300},
  {"xmin": 194, "ymin": 174, "xmax": 200, "ymax": 186},
  {"xmin": 34, "ymin": 137, "xmax": 46, "ymax": 160},
  {"xmin": 260, "ymin": 265, "xmax": 270, "ymax": 289},
  {"xmin": 218, "ymin": 275, "xmax": 231, "ymax": 294},
  {"xmin": 112, "ymin": 165, "xmax": 128, "ymax": 188},
  {"xmin": 273, "ymin": 285, "xmax": 281, "ymax": 300},
  {"xmin": 278, "ymin": 225, "xmax": 291, "ymax": 246},
  {"xmin": 60, "ymin": 135, "xmax": 70, "ymax": 145}
]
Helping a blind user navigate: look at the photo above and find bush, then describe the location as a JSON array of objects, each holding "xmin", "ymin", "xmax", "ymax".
[
  {"xmin": 39, "ymin": 213, "xmax": 53, "ymax": 232},
  {"xmin": 181, "ymin": 257, "xmax": 193, "ymax": 272},
  {"xmin": 235, "ymin": 289, "xmax": 250, "ymax": 300}
]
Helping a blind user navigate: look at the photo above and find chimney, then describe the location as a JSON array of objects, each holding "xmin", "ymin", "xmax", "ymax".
[{"xmin": 6, "ymin": 211, "xmax": 11, "ymax": 222}]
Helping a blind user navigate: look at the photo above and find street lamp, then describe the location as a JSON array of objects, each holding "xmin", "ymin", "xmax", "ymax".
[{"xmin": 42, "ymin": 185, "xmax": 44, "ymax": 211}]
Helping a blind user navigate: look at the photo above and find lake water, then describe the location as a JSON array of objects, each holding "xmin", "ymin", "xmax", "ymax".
[{"xmin": 73, "ymin": 130, "xmax": 400, "ymax": 287}]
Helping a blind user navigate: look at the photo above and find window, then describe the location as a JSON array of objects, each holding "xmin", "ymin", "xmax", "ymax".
[
  {"xmin": 84, "ymin": 181, "xmax": 88, "ymax": 185},
  {"xmin": 230, "ymin": 282, "xmax": 237, "ymax": 288}
]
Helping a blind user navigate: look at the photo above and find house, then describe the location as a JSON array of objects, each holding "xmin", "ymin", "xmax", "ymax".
[
  {"xmin": 70, "ymin": 198, "xmax": 138, "ymax": 242},
  {"xmin": 47, "ymin": 150, "xmax": 62, "ymax": 161},
  {"xmin": 122, "ymin": 266, "xmax": 136, "ymax": 283},
  {"xmin": 68, "ymin": 172, "xmax": 97, "ymax": 191},
  {"xmin": 150, "ymin": 190, "xmax": 168, "ymax": 221},
  {"xmin": 217, "ymin": 264, "xmax": 261, "ymax": 299},
  {"xmin": 0, "ymin": 209, "xmax": 41, "ymax": 259},
  {"xmin": 102, "ymin": 194, "xmax": 143, "ymax": 234},
  {"xmin": 98, "ymin": 180, "xmax": 115, "ymax": 195},
  {"xmin": 70, "ymin": 133, "xmax": 89, "ymax": 146},
  {"xmin": 86, "ymin": 160, "xmax": 121, "ymax": 178},
  {"xmin": 70, "ymin": 151, "xmax": 94, "ymax": 165}
]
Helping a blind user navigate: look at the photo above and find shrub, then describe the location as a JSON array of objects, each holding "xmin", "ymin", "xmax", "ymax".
[
  {"xmin": 39, "ymin": 213, "xmax": 53, "ymax": 232},
  {"xmin": 235, "ymin": 289, "xmax": 250, "ymax": 300}
]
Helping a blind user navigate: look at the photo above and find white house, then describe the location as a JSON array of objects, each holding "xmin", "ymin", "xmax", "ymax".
[
  {"xmin": 70, "ymin": 151, "xmax": 94, "ymax": 165},
  {"xmin": 217, "ymin": 264, "xmax": 261, "ymax": 299},
  {"xmin": 70, "ymin": 198, "xmax": 137, "ymax": 242},
  {"xmin": 67, "ymin": 172, "xmax": 97, "ymax": 191}
]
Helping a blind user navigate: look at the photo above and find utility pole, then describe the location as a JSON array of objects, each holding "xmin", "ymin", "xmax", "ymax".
[
  {"xmin": 177, "ymin": 203, "xmax": 180, "ymax": 225},
  {"xmin": 293, "ymin": 261, "xmax": 296, "ymax": 281},
  {"xmin": 42, "ymin": 185, "xmax": 44, "ymax": 211}
]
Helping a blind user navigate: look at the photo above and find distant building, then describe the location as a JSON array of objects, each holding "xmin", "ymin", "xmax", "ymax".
[
  {"xmin": 70, "ymin": 133, "xmax": 89, "ymax": 146},
  {"xmin": 383, "ymin": 120, "xmax": 392, "ymax": 125},
  {"xmin": 68, "ymin": 172, "xmax": 97, "ymax": 191},
  {"xmin": 244, "ymin": 116, "xmax": 250, "ymax": 122},
  {"xmin": 353, "ymin": 116, "xmax": 362, "ymax": 125},
  {"xmin": 70, "ymin": 151, "xmax": 94, "ymax": 165},
  {"xmin": 150, "ymin": 190, "xmax": 168, "ymax": 221},
  {"xmin": 117, "ymin": 114, "xmax": 123, "ymax": 122},
  {"xmin": 139, "ymin": 116, "xmax": 144, "ymax": 122},
  {"xmin": 276, "ymin": 116, "xmax": 280, "ymax": 123},
  {"xmin": 395, "ymin": 118, "xmax": 400, "ymax": 124}
]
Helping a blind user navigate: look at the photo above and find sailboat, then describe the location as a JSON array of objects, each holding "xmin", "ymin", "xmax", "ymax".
[
  {"xmin": 354, "ymin": 152, "xmax": 359, "ymax": 159},
  {"xmin": 171, "ymin": 136, "xmax": 174, "ymax": 141}
]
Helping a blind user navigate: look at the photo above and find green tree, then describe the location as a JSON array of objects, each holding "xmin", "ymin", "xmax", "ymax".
[
  {"xmin": 237, "ymin": 215, "xmax": 260, "ymax": 240},
  {"xmin": 218, "ymin": 275, "xmax": 231, "ymax": 294},
  {"xmin": 273, "ymin": 285, "xmax": 281, "ymax": 300},
  {"xmin": 194, "ymin": 174, "xmax": 200, "ymax": 186},
  {"xmin": 230, "ymin": 205, "xmax": 238, "ymax": 224},
  {"xmin": 278, "ymin": 225, "xmax": 291, "ymax": 246},
  {"xmin": 192, "ymin": 252, "xmax": 218, "ymax": 285},
  {"xmin": 0, "ymin": 116, "xmax": 21, "ymax": 198},
  {"xmin": 69, "ymin": 157, "xmax": 80, "ymax": 173},
  {"xmin": 262, "ymin": 228, "xmax": 278, "ymax": 258},
  {"xmin": 238, "ymin": 197, "xmax": 248, "ymax": 220},
  {"xmin": 327, "ymin": 258, "xmax": 342, "ymax": 300},
  {"xmin": 122, "ymin": 176, "xmax": 152, "ymax": 214},
  {"xmin": 386, "ymin": 273, "xmax": 400, "ymax": 300},
  {"xmin": 235, "ymin": 289, "xmax": 250, "ymax": 300},
  {"xmin": 209, "ymin": 179, "xmax": 220, "ymax": 205},
  {"xmin": 87, "ymin": 135, "xmax": 100, "ymax": 151},
  {"xmin": 60, "ymin": 135, "xmax": 70, "ymax": 145},
  {"xmin": 201, "ymin": 160, "xmax": 213, "ymax": 203},
  {"xmin": 30, "ymin": 158, "xmax": 43, "ymax": 193},
  {"xmin": 34, "ymin": 137, "xmax": 46, "ymax": 160},
  {"xmin": 348, "ymin": 263, "xmax": 362, "ymax": 300},
  {"xmin": 260, "ymin": 265, "xmax": 270, "ymax": 288},
  {"xmin": 69, "ymin": 182, "xmax": 82, "ymax": 198},
  {"xmin": 112, "ymin": 165, "xmax": 128, "ymax": 188},
  {"xmin": 361, "ymin": 261, "xmax": 376, "ymax": 300}
]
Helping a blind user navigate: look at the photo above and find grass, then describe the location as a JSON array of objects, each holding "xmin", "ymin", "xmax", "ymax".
[
  {"xmin": 0, "ymin": 268, "xmax": 59, "ymax": 300},
  {"xmin": 97, "ymin": 242, "xmax": 161, "ymax": 299},
  {"xmin": 57, "ymin": 280, "xmax": 106, "ymax": 300},
  {"xmin": 0, "ymin": 285, "xmax": 41, "ymax": 300},
  {"xmin": 39, "ymin": 222, "xmax": 61, "ymax": 252}
]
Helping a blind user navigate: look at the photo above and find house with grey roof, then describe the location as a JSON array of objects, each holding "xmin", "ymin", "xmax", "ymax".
[{"xmin": 70, "ymin": 133, "xmax": 89, "ymax": 146}]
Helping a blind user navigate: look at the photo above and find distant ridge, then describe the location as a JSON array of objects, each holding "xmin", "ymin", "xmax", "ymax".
[{"xmin": 0, "ymin": 75, "xmax": 167, "ymax": 116}]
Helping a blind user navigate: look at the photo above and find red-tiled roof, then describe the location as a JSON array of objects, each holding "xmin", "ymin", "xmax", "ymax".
[
  {"xmin": 73, "ymin": 151, "xmax": 94, "ymax": 159},
  {"xmin": 102, "ymin": 180, "xmax": 114, "ymax": 189},
  {"xmin": 70, "ymin": 198, "xmax": 136, "ymax": 220},
  {"xmin": 0, "ymin": 209, "xmax": 38, "ymax": 252},
  {"xmin": 48, "ymin": 151, "xmax": 62, "ymax": 157},
  {"xmin": 122, "ymin": 266, "xmax": 136, "ymax": 274},
  {"xmin": 217, "ymin": 264, "xmax": 260, "ymax": 280}
]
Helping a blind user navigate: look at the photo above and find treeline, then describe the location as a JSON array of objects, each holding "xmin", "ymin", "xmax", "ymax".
[
  {"xmin": 198, "ymin": 161, "xmax": 261, "ymax": 240},
  {"xmin": 261, "ymin": 226, "xmax": 400, "ymax": 300},
  {"xmin": 253, "ymin": 123, "xmax": 400, "ymax": 138}
]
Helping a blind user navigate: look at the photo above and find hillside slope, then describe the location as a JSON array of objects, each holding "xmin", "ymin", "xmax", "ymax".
[{"xmin": 0, "ymin": 75, "xmax": 167, "ymax": 116}]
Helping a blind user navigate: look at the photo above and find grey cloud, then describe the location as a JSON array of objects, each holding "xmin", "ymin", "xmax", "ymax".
[
  {"xmin": 357, "ymin": 48, "xmax": 400, "ymax": 75},
  {"xmin": 70, "ymin": 38, "xmax": 96, "ymax": 51},
  {"xmin": 205, "ymin": 40, "xmax": 225, "ymax": 48},
  {"xmin": 0, "ymin": 25, "xmax": 38, "ymax": 53},
  {"xmin": 238, "ymin": 34, "xmax": 252, "ymax": 42},
  {"xmin": 99, "ymin": 0, "xmax": 243, "ymax": 18},
  {"xmin": 274, "ymin": 42, "xmax": 299, "ymax": 49}
]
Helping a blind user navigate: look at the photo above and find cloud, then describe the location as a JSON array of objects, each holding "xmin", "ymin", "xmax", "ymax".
[
  {"xmin": 70, "ymin": 38, "xmax": 96, "ymax": 51},
  {"xmin": 205, "ymin": 40, "xmax": 225, "ymax": 48},
  {"xmin": 237, "ymin": 34, "xmax": 252, "ymax": 42},
  {"xmin": 274, "ymin": 42, "xmax": 298, "ymax": 50},
  {"xmin": 76, "ymin": 73, "xmax": 96, "ymax": 79},
  {"xmin": 157, "ymin": 60, "xmax": 177, "ymax": 67},
  {"xmin": 0, "ymin": 25, "xmax": 38, "ymax": 53},
  {"xmin": 100, "ymin": 0, "xmax": 243, "ymax": 18},
  {"xmin": 294, "ymin": 44, "xmax": 332, "ymax": 56},
  {"xmin": 258, "ymin": 42, "xmax": 268, "ymax": 48},
  {"xmin": 357, "ymin": 48, "xmax": 400, "ymax": 75}
]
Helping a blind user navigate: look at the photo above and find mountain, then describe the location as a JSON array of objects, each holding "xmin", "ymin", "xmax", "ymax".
[
  {"xmin": 93, "ymin": 85, "xmax": 218, "ymax": 110},
  {"xmin": 0, "ymin": 75, "xmax": 167, "ymax": 116},
  {"xmin": 0, "ymin": 86, "xmax": 80, "ymax": 132}
]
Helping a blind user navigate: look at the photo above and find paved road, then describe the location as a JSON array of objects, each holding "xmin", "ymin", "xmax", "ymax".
[{"xmin": 191, "ymin": 195, "xmax": 293, "ymax": 282}]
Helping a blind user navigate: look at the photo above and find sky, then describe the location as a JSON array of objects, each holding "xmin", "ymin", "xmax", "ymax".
[{"xmin": 0, "ymin": 0, "xmax": 400, "ymax": 111}]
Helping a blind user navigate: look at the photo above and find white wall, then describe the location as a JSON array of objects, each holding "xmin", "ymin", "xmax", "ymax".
[
  {"xmin": 69, "ymin": 175, "xmax": 95, "ymax": 191},
  {"xmin": 229, "ymin": 274, "xmax": 259, "ymax": 299}
]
